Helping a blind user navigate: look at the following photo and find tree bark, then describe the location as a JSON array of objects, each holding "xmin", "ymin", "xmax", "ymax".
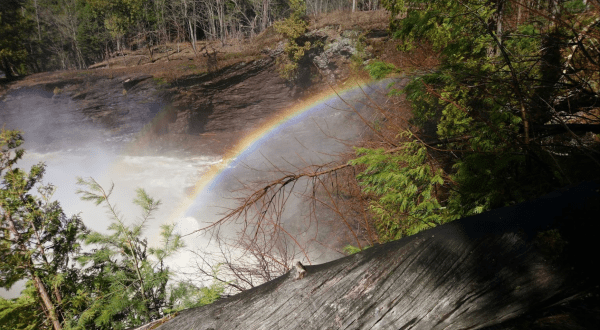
[
  {"xmin": 1, "ymin": 58, "xmax": 13, "ymax": 80},
  {"xmin": 5, "ymin": 214, "xmax": 62, "ymax": 330},
  {"xmin": 33, "ymin": 0, "xmax": 42, "ymax": 40},
  {"xmin": 32, "ymin": 273, "xmax": 62, "ymax": 330},
  {"xmin": 153, "ymin": 182, "xmax": 600, "ymax": 330}
]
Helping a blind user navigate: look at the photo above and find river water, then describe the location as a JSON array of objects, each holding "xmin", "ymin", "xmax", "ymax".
[{"xmin": 0, "ymin": 79, "xmax": 396, "ymax": 298}]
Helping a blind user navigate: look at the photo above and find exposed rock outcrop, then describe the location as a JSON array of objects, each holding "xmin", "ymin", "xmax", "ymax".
[
  {"xmin": 1, "ymin": 57, "xmax": 297, "ymax": 155},
  {"xmin": 1, "ymin": 26, "xmax": 378, "ymax": 155},
  {"xmin": 169, "ymin": 56, "xmax": 294, "ymax": 135},
  {"xmin": 307, "ymin": 28, "xmax": 372, "ymax": 84}
]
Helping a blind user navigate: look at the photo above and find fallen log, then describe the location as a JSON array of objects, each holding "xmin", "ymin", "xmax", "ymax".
[{"xmin": 156, "ymin": 181, "xmax": 600, "ymax": 330}]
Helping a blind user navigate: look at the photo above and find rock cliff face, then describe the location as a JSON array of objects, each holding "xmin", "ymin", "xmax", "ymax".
[
  {"xmin": 152, "ymin": 182, "xmax": 600, "ymax": 330},
  {"xmin": 0, "ymin": 55, "xmax": 299, "ymax": 156},
  {"xmin": 167, "ymin": 56, "xmax": 297, "ymax": 153},
  {"xmin": 0, "ymin": 74, "xmax": 166, "ymax": 153},
  {"xmin": 1, "ymin": 27, "xmax": 373, "ymax": 156}
]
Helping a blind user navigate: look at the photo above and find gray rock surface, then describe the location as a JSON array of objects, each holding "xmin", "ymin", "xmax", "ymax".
[
  {"xmin": 170, "ymin": 56, "xmax": 294, "ymax": 135},
  {"xmin": 0, "ymin": 56, "xmax": 296, "ymax": 156}
]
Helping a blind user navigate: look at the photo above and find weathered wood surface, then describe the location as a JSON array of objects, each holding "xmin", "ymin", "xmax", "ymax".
[{"xmin": 156, "ymin": 182, "xmax": 599, "ymax": 330}]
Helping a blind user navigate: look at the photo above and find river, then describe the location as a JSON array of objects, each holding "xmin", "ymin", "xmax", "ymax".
[{"xmin": 0, "ymin": 77, "xmax": 397, "ymax": 298}]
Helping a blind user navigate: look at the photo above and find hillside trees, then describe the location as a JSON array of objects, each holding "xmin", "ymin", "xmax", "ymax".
[
  {"xmin": 274, "ymin": 0, "xmax": 311, "ymax": 79},
  {"xmin": 40, "ymin": 0, "xmax": 87, "ymax": 69},
  {"xmin": 0, "ymin": 0, "xmax": 34, "ymax": 78},
  {"xmin": 0, "ymin": 0, "xmax": 384, "ymax": 75},
  {"xmin": 365, "ymin": 0, "xmax": 600, "ymax": 227},
  {"xmin": 76, "ymin": 1, "xmax": 110, "ymax": 65}
]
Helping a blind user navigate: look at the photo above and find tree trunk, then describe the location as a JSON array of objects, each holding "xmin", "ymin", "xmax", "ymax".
[
  {"xmin": 5, "ymin": 214, "xmax": 62, "ymax": 330},
  {"xmin": 106, "ymin": 45, "xmax": 111, "ymax": 69},
  {"xmin": 262, "ymin": 0, "xmax": 269, "ymax": 32},
  {"xmin": 488, "ymin": 0, "xmax": 505, "ymax": 56},
  {"xmin": 33, "ymin": 0, "xmax": 41, "ymax": 40},
  {"xmin": 32, "ymin": 274, "xmax": 62, "ymax": 330},
  {"xmin": 152, "ymin": 182, "xmax": 600, "ymax": 330},
  {"xmin": 548, "ymin": 0, "xmax": 559, "ymax": 19},
  {"xmin": 217, "ymin": 0, "xmax": 225, "ymax": 41},
  {"xmin": 1, "ymin": 58, "xmax": 13, "ymax": 80},
  {"xmin": 496, "ymin": 0, "xmax": 503, "ymax": 44}
]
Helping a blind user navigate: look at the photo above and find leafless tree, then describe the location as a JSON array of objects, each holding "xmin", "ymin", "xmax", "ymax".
[{"xmin": 181, "ymin": 83, "xmax": 410, "ymax": 292}]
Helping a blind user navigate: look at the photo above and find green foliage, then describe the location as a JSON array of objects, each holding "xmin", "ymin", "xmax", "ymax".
[
  {"xmin": 74, "ymin": 177, "xmax": 184, "ymax": 329},
  {"xmin": 0, "ymin": 131, "xmax": 222, "ymax": 329},
  {"xmin": 365, "ymin": 60, "xmax": 397, "ymax": 79},
  {"xmin": 350, "ymin": 0, "xmax": 600, "ymax": 244},
  {"xmin": 348, "ymin": 33, "xmax": 369, "ymax": 72},
  {"xmin": 87, "ymin": 0, "xmax": 146, "ymax": 38},
  {"xmin": 153, "ymin": 77, "xmax": 169, "ymax": 86},
  {"xmin": 0, "ymin": 284, "xmax": 44, "ymax": 330},
  {"xmin": 350, "ymin": 133, "xmax": 454, "ymax": 242},
  {"xmin": 167, "ymin": 265, "xmax": 225, "ymax": 312},
  {"xmin": 274, "ymin": 0, "xmax": 310, "ymax": 80},
  {"xmin": 1, "ymin": 129, "xmax": 88, "ymax": 330},
  {"xmin": 0, "ymin": 0, "xmax": 33, "ymax": 77},
  {"xmin": 448, "ymin": 152, "xmax": 559, "ymax": 216},
  {"xmin": 0, "ymin": 0, "xmax": 332, "ymax": 73},
  {"xmin": 342, "ymin": 245, "xmax": 370, "ymax": 255},
  {"xmin": 76, "ymin": 1, "xmax": 110, "ymax": 64}
]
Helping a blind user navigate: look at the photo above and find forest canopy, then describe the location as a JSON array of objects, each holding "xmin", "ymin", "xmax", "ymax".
[
  {"xmin": 350, "ymin": 0, "xmax": 600, "ymax": 240},
  {"xmin": 0, "ymin": 0, "xmax": 370, "ymax": 76}
]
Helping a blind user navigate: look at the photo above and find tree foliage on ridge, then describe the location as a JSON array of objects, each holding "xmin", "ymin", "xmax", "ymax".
[
  {"xmin": 0, "ymin": 0, "xmax": 381, "ymax": 75},
  {"xmin": 353, "ymin": 0, "xmax": 600, "ymax": 242}
]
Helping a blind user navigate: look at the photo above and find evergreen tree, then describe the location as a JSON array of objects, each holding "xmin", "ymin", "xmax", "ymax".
[
  {"xmin": 0, "ymin": 283, "xmax": 47, "ymax": 330},
  {"xmin": 76, "ymin": 0, "xmax": 110, "ymax": 65},
  {"xmin": 74, "ymin": 178, "xmax": 185, "ymax": 329},
  {"xmin": 0, "ymin": 131, "xmax": 213, "ymax": 329},
  {"xmin": 274, "ymin": 0, "xmax": 311, "ymax": 79},
  {"xmin": 350, "ymin": 134, "xmax": 454, "ymax": 241},
  {"xmin": 0, "ymin": 129, "xmax": 87, "ymax": 330},
  {"xmin": 0, "ymin": 0, "xmax": 33, "ymax": 78},
  {"xmin": 351, "ymin": 0, "xmax": 600, "ymax": 242}
]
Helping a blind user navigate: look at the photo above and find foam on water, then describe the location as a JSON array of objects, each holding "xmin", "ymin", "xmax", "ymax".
[{"xmin": 1, "ymin": 78, "xmax": 396, "ymax": 298}]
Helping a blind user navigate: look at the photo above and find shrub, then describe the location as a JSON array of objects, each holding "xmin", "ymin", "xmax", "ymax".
[
  {"xmin": 274, "ymin": 0, "xmax": 310, "ymax": 80},
  {"xmin": 365, "ymin": 60, "xmax": 396, "ymax": 79}
]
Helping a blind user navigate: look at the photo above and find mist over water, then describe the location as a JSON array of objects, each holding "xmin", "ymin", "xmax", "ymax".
[
  {"xmin": 184, "ymin": 80, "xmax": 395, "ymax": 262},
  {"xmin": 0, "ymin": 79, "xmax": 395, "ymax": 298},
  {"xmin": 1, "ymin": 88, "xmax": 219, "ymax": 231},
  {"xmin": 0, "ymin": 88, "xmax": 221, "ymax": 298}
]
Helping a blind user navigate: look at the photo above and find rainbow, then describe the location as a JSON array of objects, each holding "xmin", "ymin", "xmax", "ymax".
[{"xmin": 168, "ymin": 78, "xmax": 381, "ymax": 226}]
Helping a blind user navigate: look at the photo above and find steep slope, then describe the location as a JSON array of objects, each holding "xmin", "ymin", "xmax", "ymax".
[
  {"xmin": 0, "ymin": 24, "xmax": 377, "ymax": 156},
  {"xmin": 0, "ymin": 56, "xmax": 295, "ymax": 157}
]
